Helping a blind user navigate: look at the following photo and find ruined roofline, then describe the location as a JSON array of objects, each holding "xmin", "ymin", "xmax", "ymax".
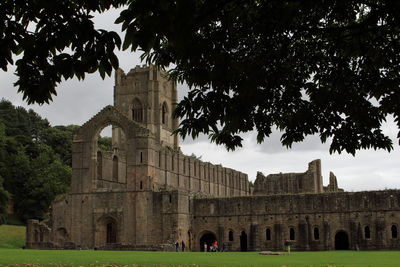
[{"xmin": 194, "ymin": 188, "xmax": 400, "ymax": 201}]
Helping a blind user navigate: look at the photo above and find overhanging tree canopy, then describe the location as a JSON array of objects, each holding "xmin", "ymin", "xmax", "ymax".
[{"xmin": 1, "ymin": 0, "xmax": 399, "ymax": 154}]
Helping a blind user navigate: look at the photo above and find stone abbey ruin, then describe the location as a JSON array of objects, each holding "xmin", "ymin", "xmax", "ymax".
[{"xmin": 27, "ymin": 66, "xmax": 400, "ymax": 251}]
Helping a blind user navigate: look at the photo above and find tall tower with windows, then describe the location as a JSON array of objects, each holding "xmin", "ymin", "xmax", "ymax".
[{"xmin": 113, "ymin": 65, "xmax": 179, "ymax": 150}]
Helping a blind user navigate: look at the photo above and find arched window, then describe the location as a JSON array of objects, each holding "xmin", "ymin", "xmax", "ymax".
[
  {"xmin": 314, "ymin": 227, "xmax": 320, "ymax": 240},
  {"xmin": 229, "ymin": 230, "xmax": 234, "ymax": 241},
  {"xmin": 266, "ymin": 228, "xmax": 271, "ymax": 241},
  {"xmin": 161, "ymin": 102, "xmax": 168, "ymax": 126},
  {"xmin": 113, "ymin": 156, "xmax": 118, "ymax": 182},
  {"xmin": 391, "ymin": 225, "xmax": 398, "ymax": 239},
  {"xmin": 132, "ymin": 98, "xmax": 143, "ymax": 122},
  {"xmin": 97, "ymin": 151, "xmax": 102, "ymax": 179},
  {"xmin": 364, "ymin": 226, "xmax": 371, "ymax": 239},
  {"xmin": 289, "ymin": 228, "xmax": 295, "ymax": 240}
]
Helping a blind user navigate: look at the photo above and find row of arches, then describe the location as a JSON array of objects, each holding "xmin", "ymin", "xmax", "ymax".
[
  {"xmin": 202, "ymin": 224, "xmax": 399, "ymax": 252},
  {"xmin": 363, "ymin": 224, "xmax": 398, "ymax": 239},
  {"xmin": 200, "ymin": 230, "xmax": 349, "ymax": 251}
]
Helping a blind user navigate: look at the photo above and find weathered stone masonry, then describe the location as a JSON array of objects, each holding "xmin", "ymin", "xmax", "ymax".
[{"xmin": 26, "ymin": 65, "xmax": 400, "ymax": 251}]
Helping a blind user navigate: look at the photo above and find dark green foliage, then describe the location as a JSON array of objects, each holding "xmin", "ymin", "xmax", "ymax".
[
  {"xmin": 1, "ymin": 1, "xmax": 400, "ymax": 154},
  {"xmin": 0, "ymin": 100, "xmax": 72, "ymax": 221},
  {"xmin": 98, "ymin": 136, "xmax": 113, "ymax": 151},
  {"xmin": 41, "ymin": 125, "xmax": 79, "ymax": 166},
  {"xmin": 118, "ymin": 0, "xmax": 400, "ymax": 155},
  {"xmin": 0, "ymin": 1, "xmax": 124, "ymax": 104}
]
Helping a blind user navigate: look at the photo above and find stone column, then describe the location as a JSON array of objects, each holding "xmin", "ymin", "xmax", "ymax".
[
  {"xmin": 274, "ymin": 223, "xmax": 283, "ymax": 250},
  {"xmin": 250, "ymin": 224, "xmax": 259, "ymax": 251}
]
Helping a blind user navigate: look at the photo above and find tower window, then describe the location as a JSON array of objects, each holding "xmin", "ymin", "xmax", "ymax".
[
  {"xmin": 161, "ymin": 102, "xmax": 168, "ymax": 126},
  {"xmin": 132, "ymin": 98, "xmax": 143, "ymax": 123}
]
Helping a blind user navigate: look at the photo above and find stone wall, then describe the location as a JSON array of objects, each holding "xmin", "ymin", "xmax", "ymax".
[
  {"xmin": 191, "ymin": 190, "xmax": 400, "ymax": 251},
  {"xmin": 253, "ymin": 159, "xmax": 326, "ymax": 195}
]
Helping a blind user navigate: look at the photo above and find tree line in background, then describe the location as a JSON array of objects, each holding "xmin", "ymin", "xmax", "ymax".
[{"xmin": 0, "ymin": 99, "xmax": 77, "ymax": 224}]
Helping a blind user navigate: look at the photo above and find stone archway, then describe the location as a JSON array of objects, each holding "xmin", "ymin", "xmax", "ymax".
[
  {"xmin": 240, "ymin": 231, "xmax": 248, "ymax": 251},
  {"xmin": 95, "ymin": 215, "xmax": 118, "ymax": 247},
  {"xmin": 335, "ymin": 231, "xmax": 349, "ymax": 250},
  {"xmin": 199, "ymin": 232, "xmax": 217, "ymax": 251}
]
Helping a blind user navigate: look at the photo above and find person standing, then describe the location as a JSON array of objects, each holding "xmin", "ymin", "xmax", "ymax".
[
  {"xmin": 181, "ymin": 240, "xmax": 185, "ymax": 252},
  {"xmin": 175, "ymin": 240, "xmax": 179, "ymax": 252},
  {"xmin": 284, "ymin": 239, "xmax": 291, "ymax": 254},
  {"xmin": 203, "ymin": 243, "xmax": 207, "ymax": 252}
]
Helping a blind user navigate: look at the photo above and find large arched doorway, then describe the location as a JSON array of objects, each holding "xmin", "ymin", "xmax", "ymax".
[
  {"xmin": 335, "ymin": 231, "xmax": 349, "ymax": 250},
  {"xmin": 200, "ymin": 232, "xmax": 217, "ymax": 251},
  {"xmin": 240, "ymin": 231, "xmax": 248, "ymax": 251}
]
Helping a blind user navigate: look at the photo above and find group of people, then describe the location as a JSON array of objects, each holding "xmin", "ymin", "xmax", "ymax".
[
  {"xmin": 174, "ymin": 240, "xmax": 186, "ymax": 252},
  {"xmin": 203, "ymin": 241, "xmax": 227, "ymax": 252}
]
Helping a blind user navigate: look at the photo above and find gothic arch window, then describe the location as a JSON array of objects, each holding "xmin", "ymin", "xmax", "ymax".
[
  {"xmin": 97, "ymin": 151, "xmax": 102, "ymax": 179},
  {"xmin": 391, "ymin": 225, "xmax": 398, "ymax": 239},
  {"xmin": 289, "ymin": 228, "xmax": 295, "ymax": 240},
  {"xmin": 228, "ymin": 230, "xmax": 234, "ymax": 241},
  {"xmin": 266, "ymin": 228, "xmax": 271, "ymax": 241},
  {"xmin": 113, "ymin": 155, "xmax": 118, "ymax": 182},
  {"xmin": 161, "ymin": 102, "xmax": 168, "ymax": 126},
  {"xmin": 364, "ymin": 225, "xmax": 371, "ymax": 239},
  {"xmin": 314, "ymin": 227, "xmax": 320, "ymax": 240},
  {"xmin": 132, "ymin": 98, "xmax": 143, "ymax": 122}
]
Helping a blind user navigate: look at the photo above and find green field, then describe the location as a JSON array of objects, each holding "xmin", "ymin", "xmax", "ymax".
[
  {"xmin": 0, "ymin": 249, "xmax": 399, "ymax": 267},
  {"xmin": 0, "ymin": 224, "xmax": 26, "ymax": 249},
  {"xmin": 0, "ymin": 226, "xmax": 399, "ymax": 267}
]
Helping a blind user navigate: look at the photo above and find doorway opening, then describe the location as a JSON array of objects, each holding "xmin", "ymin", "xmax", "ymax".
[
  {"xmin": 240, "ymin": 231, "xmax": 248, "ymax": 251},
  {"xmin": 335, "ymin": 231, "xmax": 349, "ymax": 250},
  {"xmin": 200, "ymin": 232, "xmax": 217, "ymax": 251}
]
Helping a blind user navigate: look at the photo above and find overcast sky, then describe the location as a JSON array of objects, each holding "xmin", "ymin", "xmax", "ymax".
[{"xmin": 1, "ymin": 8, "xmax": 399, "ymax": 191}]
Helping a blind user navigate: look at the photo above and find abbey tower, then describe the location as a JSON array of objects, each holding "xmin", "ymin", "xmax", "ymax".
[{"xmin": 112, "ymin": 66, "xmax": 179, "ymax": 150}]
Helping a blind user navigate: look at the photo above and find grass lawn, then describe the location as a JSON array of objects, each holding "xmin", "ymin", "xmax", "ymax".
[
  {"xmin": 0, "ymin": 224, "xmax": 26, "ymax": 249},
  {"xmin": 0, "ymin": 249, "xmax": 399, "ymax": 267}
]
